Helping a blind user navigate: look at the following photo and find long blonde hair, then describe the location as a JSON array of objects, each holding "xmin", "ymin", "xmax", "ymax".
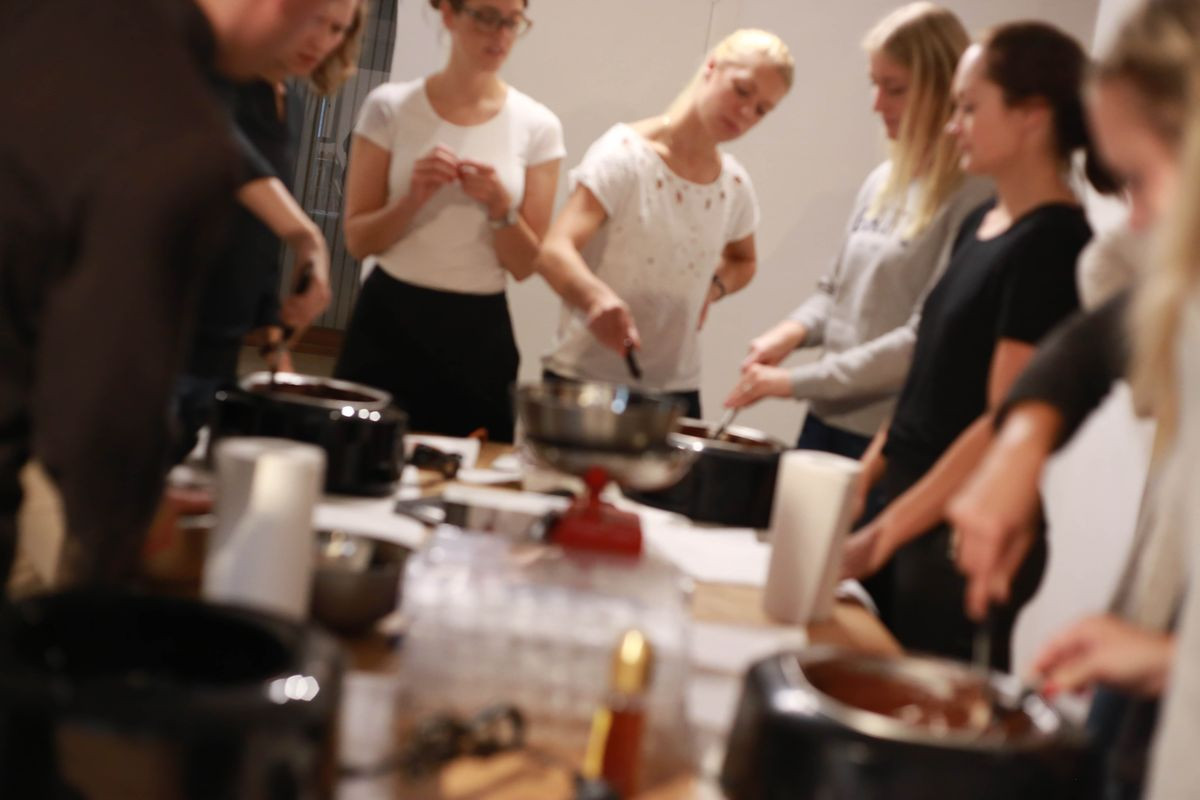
[
  {"xmin": 863, "ymin": 2, "xmax": 969, "ymax": 238},
  {"xmin": 667, "ymin": 29, "xmax": 794, "ymax": 120},
  {"xmin": 1118, "ymin": 0, "xmax": 1200, "ymax": 436}
]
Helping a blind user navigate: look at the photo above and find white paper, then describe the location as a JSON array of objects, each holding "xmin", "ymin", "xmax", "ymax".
[
  {"xmin": 313, "ymin": 495, "xmax": 428, "ymax": 550},
  {"xmin": 689, "ymin": 621, "xmax": 807, "ymax": 675},
  {"xmin": 641, "ymin": 519, "xmax": 770, "ymax": 586},
  {"xmin": 455, "ymin": 467, "xmax": 524, "ymax": 486}
]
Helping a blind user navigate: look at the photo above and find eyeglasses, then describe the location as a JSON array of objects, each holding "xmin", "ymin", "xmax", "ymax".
[{"xmin": 458, "ymin": 4, "xmax": 533, "ymax": 37}]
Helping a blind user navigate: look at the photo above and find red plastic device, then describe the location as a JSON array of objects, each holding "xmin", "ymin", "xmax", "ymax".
[{"xmin": 549, "ymin": 467, "xmax": 643, "ymax": 557}]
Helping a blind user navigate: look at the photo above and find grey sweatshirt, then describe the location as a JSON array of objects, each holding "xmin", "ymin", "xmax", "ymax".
[{"xmin": 786, "ymin": 162, "xmax": 993, "ymax": 436}]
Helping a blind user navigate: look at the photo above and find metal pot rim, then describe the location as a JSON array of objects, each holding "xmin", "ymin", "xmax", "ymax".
[
  {"xmin": 671, "ymin": 418, "xmax": 786, "ymax": 455},
  {"xmin": 239, "ymin": 371, "xmax": 392, "ymax": 412},
  {"xmin": 779, "ymin": 648, "xmax": 1073, "ymax": 752}
]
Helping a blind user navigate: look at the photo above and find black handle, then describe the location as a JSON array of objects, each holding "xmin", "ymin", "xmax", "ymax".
[{"xmin": 623, "ymin": 340, "xmax": 642, "ymax": 381}]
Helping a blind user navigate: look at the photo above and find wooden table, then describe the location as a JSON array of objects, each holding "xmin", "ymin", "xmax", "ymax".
[{"xmin": 335, "ymin": 443, "xmax": 899, "ymax": 799}]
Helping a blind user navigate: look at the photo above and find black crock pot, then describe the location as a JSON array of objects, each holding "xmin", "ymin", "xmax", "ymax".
[
  {"xmin": 625, "ymin": 418, "xmax": 786, "ymax": 528},
  {"xmin": 721, "ymin": 649, "xmax": 1098, "ymax": 800},
  {"xmin": 210, "ymin": 371, "xmax": 406, "ymax": 496},
  {"xmin": 0, "ymin": 590, "xmax": 343, "ymax": 799}
]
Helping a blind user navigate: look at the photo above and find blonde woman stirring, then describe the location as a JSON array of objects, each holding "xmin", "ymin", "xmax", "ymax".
[
  {"xmin": 537, "ymin": 30, "xmax": 793, "ymax": 417},
  {"xmin": 337, "ymin": 0, "xmax": 563, "ymax": 442},
  {"xmin": 726, "ymin": 3, "xmax": 991, "ymax": 457}
]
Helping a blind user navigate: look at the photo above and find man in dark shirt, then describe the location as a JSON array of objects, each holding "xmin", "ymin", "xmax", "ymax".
[{"xmin": 0, "ymin": 0, "xmax": 336, "ymax": 586}]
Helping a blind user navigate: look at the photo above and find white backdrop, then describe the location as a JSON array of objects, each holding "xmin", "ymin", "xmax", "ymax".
[{"xmin": 391, "ymin": 0, "xmax": 1099, "ymax": 441}]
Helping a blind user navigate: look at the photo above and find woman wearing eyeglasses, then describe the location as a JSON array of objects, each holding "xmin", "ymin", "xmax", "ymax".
[{"xmin": 336, "ymin": 0, "xmax": 563, "ymax": 442}]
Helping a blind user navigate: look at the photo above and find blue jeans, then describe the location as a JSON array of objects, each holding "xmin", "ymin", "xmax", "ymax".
[{"xmin": 795, "ymin": 413, "xmax": 872, "ymax": 457}]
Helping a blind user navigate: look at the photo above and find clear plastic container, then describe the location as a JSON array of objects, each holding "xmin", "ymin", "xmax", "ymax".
[{"xmin": 399, "ymin": 526, "xmax": 694, "ymax": 772}]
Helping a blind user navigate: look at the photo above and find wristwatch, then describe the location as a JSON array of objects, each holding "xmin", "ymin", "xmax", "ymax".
[{"xmin": 489, "ymin": 207, "xmax": 519, "ymax": 230}]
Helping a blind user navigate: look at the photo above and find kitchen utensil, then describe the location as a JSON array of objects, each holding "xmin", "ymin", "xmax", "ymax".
[
  {"xmin": 721, "ymin": 648, "xmax": 1098, "ymax": 800},
  {"xmin": 516, "ymin": 382, "xmax": 684, "ymax": 452},
  {"xmin": 262, "ymin": 261, "xmax": 316, "ymax": 387},
  {"xmin": 310, "ymin": 530, "xmax": 409, "ymax": 636},
  {"xmin": 623, "ymin": 340, "xmax": 642, "ymax": 381},
  {"xmin": 0, "ymin": 590, "xmax": 343, "ymax": 798},
  {"xmin": 624, "ymin": 418, "xmax": 786, "ymax": 528},
  {"xmin": 712, "ymin": 406, "xmax": 739, "ymax": 441},
  {"xmin": 210, "ymin": 371, "xmax": 407, "ymax": 496}
]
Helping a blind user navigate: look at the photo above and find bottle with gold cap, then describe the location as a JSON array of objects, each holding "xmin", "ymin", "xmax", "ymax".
[{"xmin": 580, "ymin": 629, "xmax": 655, "ymax": 799}]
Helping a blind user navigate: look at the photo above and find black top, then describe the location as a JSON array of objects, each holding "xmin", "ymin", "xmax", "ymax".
[
  {"xmin": 996, "ymin": 288, "xmax": 1132, "ymax": 448},
  {"xmin": 884, "ymin": 201, "xmax": 1091, "ymax": 475},
  {"xmin": 0, "ymin": 0, "xmax": 241, "ymax": 583},
  {"xmin": 189, "ymin": 80, "xmax": 305, "ymax": 379}
]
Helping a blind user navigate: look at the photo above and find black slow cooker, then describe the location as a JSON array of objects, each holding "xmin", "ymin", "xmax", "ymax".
[
  {"xmin": 0, "ymin": 590, "xmax": 343, "ymax": 799},
  {"xmin": 721, "ymin": 648, "xmax": 1098, "ymax": 800},
  {"xmin": 210, "ymin": 371, "xmax": 406, "ymax": 496},
  {"xmin": 625, "ymin": 418, "xmax": 786, "ymax": 528}
]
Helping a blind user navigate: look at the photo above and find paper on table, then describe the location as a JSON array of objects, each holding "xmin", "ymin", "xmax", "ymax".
[
  {"xmin": 314, "ymin": 495, "xmax": 427, "ymax": 550},
  {"xmin": 641, "ymin": 515, "xmax": 770, "ymax": 586},
  {"xmin": 687, "ymin": 621, "xmax": 808, "ymax": 737},
  {"xmin": 690, "ymin": 620, "xmax": 807, "ymax": 675}
]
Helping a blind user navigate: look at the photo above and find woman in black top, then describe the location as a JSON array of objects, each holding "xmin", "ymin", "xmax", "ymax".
[{"xmin": 842, "ymin": 22, "xmax": 1119, "ymax": 669}]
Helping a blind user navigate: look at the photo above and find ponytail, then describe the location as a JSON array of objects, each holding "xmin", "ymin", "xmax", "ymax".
[{"xmin": 982, "ymin": 22, "xmax": 1120, "ymax": 194}]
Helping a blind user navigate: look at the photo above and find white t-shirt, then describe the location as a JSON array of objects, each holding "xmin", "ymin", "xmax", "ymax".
[
  {"xmin": 354, "ymin": 77, "xmax": 565, "ymax": 294},
  {"xmin": 543, "ymin": 123, "xmax": 759, "ymax": 391}
]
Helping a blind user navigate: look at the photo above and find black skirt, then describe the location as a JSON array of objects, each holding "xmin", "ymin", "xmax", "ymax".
[{"xmin": 334, "ymin": 269, "xmax": 519, "ymax": 442}]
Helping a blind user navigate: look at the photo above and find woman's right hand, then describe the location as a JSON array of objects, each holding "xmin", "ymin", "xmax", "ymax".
[
  {"xmin": 408, "ymin": 145, "xmax": 460, "ymax": 207},
  {"xmin": 1032, "ymin": 615, "xmax": 1174, "ymax": 698},
  {"xmin": 742, "ymin": 319, "xmax": 807, "ymax": 370},
  {"xmin": 585, "ymin": 291, "xmax": 640, "ymax": 355}
]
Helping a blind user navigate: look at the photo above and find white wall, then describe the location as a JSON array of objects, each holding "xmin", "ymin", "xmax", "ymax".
[{"xmin": 392, "ymin": 0, "xmax": 1100, "ymax": 440}]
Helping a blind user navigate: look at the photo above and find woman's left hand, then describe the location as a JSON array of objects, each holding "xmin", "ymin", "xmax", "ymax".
[
  {"xmin": 458, "ymin": 159, "xmax": 512, "ymax": 221},
  {"xmin": 724, "ymin": 364, "xmax": 791, "ymax": 409},
  {"xmin": 841, "ymin": 518, "xmax": 894, "ymax": 581}
]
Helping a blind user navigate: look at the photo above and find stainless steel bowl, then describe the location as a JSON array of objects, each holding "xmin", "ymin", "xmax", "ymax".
[
  {"xmin": 310, "ymin": 531, "xmax": 409, "ymax": 636},
  {"xmin": 516, "ymin": 381, "xmax": 685, "ymax": 451},
  {"xmin": 521, "ymin": 438, "xmax": 699, "ymax": 491}
]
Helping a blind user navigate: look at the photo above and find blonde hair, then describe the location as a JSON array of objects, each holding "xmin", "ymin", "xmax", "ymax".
[
  {"xmin": 667, "ymin": 29, "xmax": 794, "ymax": 120},
  {"xmin": 1118, "ymin": 0, "xmax": 1200, "ymax": 436},
  {"xmin": 863, "ymin": 2, "xmax": 969, "ymax": 238},
  {"xmin": 309, "ymin": 0, "xmax": 368, "ymax": 96}
]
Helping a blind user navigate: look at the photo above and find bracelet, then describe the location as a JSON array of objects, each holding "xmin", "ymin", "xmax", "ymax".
[{"xmin": 711, "ymin": 273, "xmax": 728, "ymax": 300}]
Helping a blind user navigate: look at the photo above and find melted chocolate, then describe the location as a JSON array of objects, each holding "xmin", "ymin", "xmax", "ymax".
[
  {"xmin": 677, "ymin": 423, "xmax": 777, "ymax": 451},
  {"xmin": 804, "ymin": 660, "xmax": 1034, "ymax": 738},
  {"xmin": 252, "ymin": 381, "xmax": 376, "ymax": 404}
]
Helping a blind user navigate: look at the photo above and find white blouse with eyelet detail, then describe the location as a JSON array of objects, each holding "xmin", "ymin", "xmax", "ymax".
[{"xmin": 543, "ymin": 123, "xmax": 759, "ymax": 392}]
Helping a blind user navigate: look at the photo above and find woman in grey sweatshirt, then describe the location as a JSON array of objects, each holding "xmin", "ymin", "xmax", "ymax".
[{"xmin": 725, "ymin": 2, "xmax": 991, "ymax": 455}]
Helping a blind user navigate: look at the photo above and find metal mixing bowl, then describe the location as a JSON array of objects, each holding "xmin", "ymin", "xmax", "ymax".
[
  {"xmin": 516, "ymin": 381, "xmax": 685, "ymax": 451},
  {"xmin": 521, "ymin": 438, "xmax": 700, "ymax": 491},
  {"xmin": 310, "ymin": 531, "xmax": 409, "ymax": 636}
]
